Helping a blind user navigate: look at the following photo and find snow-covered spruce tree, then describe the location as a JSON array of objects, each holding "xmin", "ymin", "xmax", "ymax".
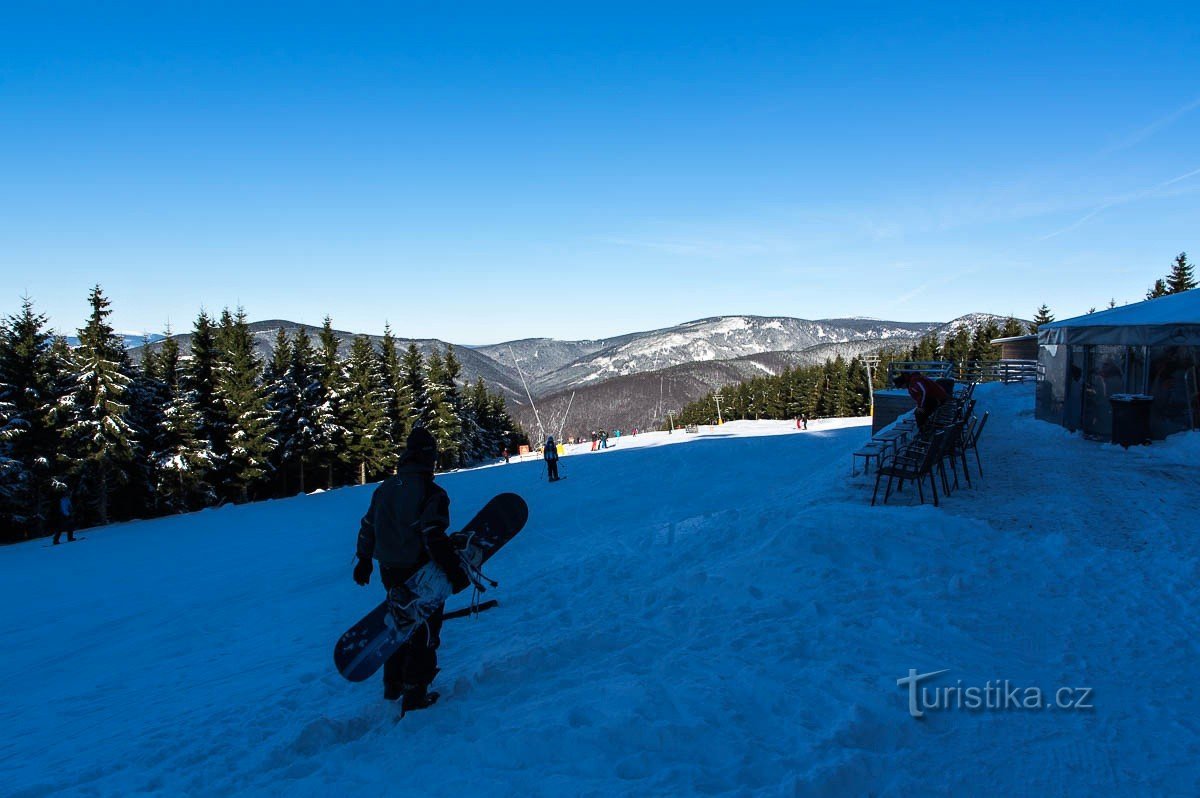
[
  {"xmin": 487, "ymin": 390, "xmax": 521, "ymax": 451},
  {"xmin": 400, "ymin": 342, "xmax": 431, "ymax": 432},
  {"xmin": 0, "ymin": 297, "xmax": 65, "ymax": 537},
  {"xmin": 282, "ymin": 327, "xmax": 335, "ymax": 493},
  {"xmin": 157, "ymin": 327, "xmax": 181, "ymax": 395},
  {"xmin": 264, "ymin": 327, "xmax": 298, "ymax": 495},
  {"xmin": 65, "ymin": 286, "xmax": 138, "ymax": 526},
  {"xmin": 340, "ymin": 335, "xmax": 395, "ymax": 484},
  {"xmin": 123, "ymin": 335, "xmax": 172, "ymax": 515},
  {"xmin": 150, "ymin": 327, "xmax": 215, "ymax": 511},
  {"xmin": 377, "ymin": 324, "xmax": 409, "ymax": 455},
  {"xmin": 1166, "ymin": 252, "xmax": 1195, "ymax": 294},
  {"xmin": 184, "ymin": 309, "xmax": 226, "ymax": 474},
  {"xmin": 425, "ymin": 349, "xmax": 462, "ymax": 469},
  {"xmin": 213, "ymin": 308, "xmax": 276, "ymax": 502},
  {"xmin": 316, "ymin": 317, "xmax": 349, "ymax": 489},
  {"xmin": 155, "ymin": 383, "xmax": 216, "ymax": 512},
  {"xmin": 463, "ymin": 377, "xmax": 495, "ymax": 462}
]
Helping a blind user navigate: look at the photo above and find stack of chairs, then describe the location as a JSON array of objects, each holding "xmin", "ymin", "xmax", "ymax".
[{"xmin": 870, "ymin": 382, "xmax": 986, "ymax": 507}]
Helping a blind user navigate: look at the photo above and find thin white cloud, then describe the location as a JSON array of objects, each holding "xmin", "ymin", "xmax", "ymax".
[
  {"xmin": 1039, "ymin": 165, "xmax": 1200, "ymax": 241},
  {"xmin": 1101, "ymin": 94, "xmax": 1200, "ymax": 156}
]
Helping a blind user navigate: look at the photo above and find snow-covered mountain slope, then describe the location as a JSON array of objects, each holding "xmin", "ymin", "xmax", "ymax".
[
  {"xmin": 514, "ymin": 338, "xmax": 924, "ymax": 434},
  {"xmin": 4, "ymin": 383, "xmax": 1197, "ymax": 795},
  {"xmin": 64, "ymin": 332, "xmax": 166, "ymax": 349},
  {"xmin": 471, "ymin": 335, "xmax": 640, "ymax": 379},
  {"xmin": 528, "ymin": 315, "xmax": 937, "ymax": 394},
  {"xmin": 131, "ymin": 320, "xmax": 529, "ymax": 400}
]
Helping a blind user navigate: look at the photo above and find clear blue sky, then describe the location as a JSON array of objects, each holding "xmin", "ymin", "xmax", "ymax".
[{"xmin": 2, "ymin": 2, "xmax": 1198, "ymax": 342}]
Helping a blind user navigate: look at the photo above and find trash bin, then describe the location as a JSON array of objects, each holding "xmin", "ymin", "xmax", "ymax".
[{"xmin": 1109, "ymin": 394, "xmax": 1154, "ymax": 448}]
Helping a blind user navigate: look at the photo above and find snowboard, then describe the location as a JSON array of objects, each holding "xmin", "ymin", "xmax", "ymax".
[{"xmin": 334, "ymin": 492, "xmax": 528, "ymax": 683}]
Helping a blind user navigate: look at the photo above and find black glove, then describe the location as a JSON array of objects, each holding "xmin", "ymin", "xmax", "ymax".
[
  {"xmin": 445, "ymin": 561, "xmax": 471, "ymax": 594},
  {"xmin": 425, "ymin": 531, "xmax": 471, "ymax": 593},
  {"xmin": 353, "ymin": 557, "xmax": 373, "ymax": 586}
]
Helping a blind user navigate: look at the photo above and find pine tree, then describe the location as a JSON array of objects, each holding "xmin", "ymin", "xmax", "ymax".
[
  {"xmin": 0, "ymin": 297, "xmax": 64, "ymax": 536},
  {"xmin": 284, "ymin": 327, "xmax": 337, "ymax": 493},
  {"xmin": 155, "ymin": 386, "xmax": 216, "ymax": 512},
  {"xmin": 315, "ymin": 317, "xmax": 349, "ymax": 488},
  {"xmin": 377, "ymin": 324, "xmax": 409, "ymax": 453},
  {"xmin": 1166, "ymin": 252, "xmax": 1196, "ymax": 294},
  {"xmin": 1146, "ymin": 279, "xmax": 1168, "ymax": 300},
  {"xmin": 185, "ymin": 310, "xmax": 224, "ymax": 461},
  {"xmin": 425, "ymin": 349, "xmax": 462, "ymax": 468},
  {"xmin": 65, "ymin": 286, "xmax": 138, "ymax": 525},
  {"xmin": 999, "ymin": 316, "xmax": 1026, "ymax": 339},
  {"xmin": 341, "ymin": 336, "xmax": 395, "ymax": 483},
  {"xmin": 158, "ymin": 327, "xmax": 181, "ymax": 395},
  {"xmin": 214, "ymin": 308, "xmax": 276, "ymax": 502},
  {"xmin": 1030, "ymin": 305, "xmax": 1054, "ymax": 334},
  {"xmin": 400, "ymin": 343, "xmax": 430, "ymax": 431},
  {"xmin": 264, "ymin": 327, "xmax": 298, "ymax": 495},
  {"xmin": 126, "ymin": 339, "xmax": 171, "ymax": 516},
  {"xmin": 968, "ymin": 319, "xmax": 1001, "ymax": 363}
]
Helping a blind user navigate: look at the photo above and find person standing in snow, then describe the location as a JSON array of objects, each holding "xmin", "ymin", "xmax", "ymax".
[
  {"xmin": 599, "ymin": 429, "xmax": 609, "ymax": 449},
  {"xmin": 352, "ymin": 427, "xmax": 470, "ymax": 710},
  {"xmin": 894, "ymin": 371, "xmax": 948, "ymax": 430},
  {"xmin": 800, "ymin": 414, "xmax": 808, "ymax": 430},
  {"xmin": 52, "ymin": 491, "xmax": 76, "ymax": 544},
  {"xmin": 544, "ymin": 435, "xmax": 560, "ymax": 481},
  {"xmin": 590, "ymin": 431, "xmax": 598, "ymax": 451},
  {"xmin": 501, "ymin": 446, "xmax": 510, "ymax": 464}
]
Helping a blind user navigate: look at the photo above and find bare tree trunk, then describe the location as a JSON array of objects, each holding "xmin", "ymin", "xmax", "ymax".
[
  {"xmin": 359, "ymin": 461, "xmax": 366, "ymax": 485},
  {"xmin": 299, "ymin": 461, "xmax": 306, "ymax": 494}
]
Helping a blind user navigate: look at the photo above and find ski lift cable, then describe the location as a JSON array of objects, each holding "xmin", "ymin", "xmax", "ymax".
[
  {"xmin": 556, "ymin": 391, "xmax": 576, "ymax": 442},
  {"xmin": 509, "ymin": 345, "xmax": 547, "ymax": 444}
]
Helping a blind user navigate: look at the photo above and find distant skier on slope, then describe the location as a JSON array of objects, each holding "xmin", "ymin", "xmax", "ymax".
[
  {"xmin": 894, "ymin": 371, "xmax": 948, "ymax": 430},
  {"xmin": 544, "ymin": 435, "xmax": 560, "ymax": 481},
  {"xmin": 352, "ymin": 427, "xmax": 471, "ymax": 711}
]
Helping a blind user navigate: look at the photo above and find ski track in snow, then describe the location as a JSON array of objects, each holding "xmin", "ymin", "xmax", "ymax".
[{"xmin": 2, "ymin": 384, "xmax": 1198, "ymax": 796}]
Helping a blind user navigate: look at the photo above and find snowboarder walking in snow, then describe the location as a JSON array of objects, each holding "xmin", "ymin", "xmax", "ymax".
[
  {"xmin": 52, "ymin": 492, "xmax": 76, "ymax": 544},
  {"xmin": 352, "ymin": 427, "xmax": 471, "ymax": 711},
  {"xmin": 544, "ymin": 436, "xmax": 560, "ymax": 481}
]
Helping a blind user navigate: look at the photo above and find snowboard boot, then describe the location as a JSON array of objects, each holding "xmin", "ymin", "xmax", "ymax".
[{"xmin": 399, "ymin": 685, "xmax": 440, "ymax": 717}]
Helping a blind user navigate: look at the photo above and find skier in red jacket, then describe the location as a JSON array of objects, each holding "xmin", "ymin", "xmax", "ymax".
[{"xmin": 894, "ymin": 371, "xmax": 948, "ymax": 429}]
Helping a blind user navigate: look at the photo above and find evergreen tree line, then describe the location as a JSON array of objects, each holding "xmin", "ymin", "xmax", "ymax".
[
  {"xmin": 0, "ymin": 287, "xmax": 525, "ymax": 542},
  {"xmin": 1145, "ymin": 252, "xmax": 1196, "ymax": 300},
  {"xmin": 673, "ymin": 317, "xmax": 1024, "ymax": 427},
  {"xmin": 1032, "ymin": 252, "xmax": 1195, "ymax": 324}
]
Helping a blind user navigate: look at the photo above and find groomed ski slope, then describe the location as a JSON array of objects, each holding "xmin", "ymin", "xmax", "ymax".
[{"xmin": 3, "ymin": 383, "xmax": 1198, "ymax": 797}]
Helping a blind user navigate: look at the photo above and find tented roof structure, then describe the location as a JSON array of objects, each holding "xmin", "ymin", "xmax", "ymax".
[{"xmin": 1040, "ymin": 290, "xmax": 1200, "ymax": 347}]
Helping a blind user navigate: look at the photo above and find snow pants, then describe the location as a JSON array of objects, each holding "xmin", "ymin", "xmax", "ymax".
[
  {"xmin": 380, "ymin": 565, "xmax": 445, "ymax": 690},
  {"xmin": 546, "ymin": 459, "xmax": 559, "ymax": 481}
]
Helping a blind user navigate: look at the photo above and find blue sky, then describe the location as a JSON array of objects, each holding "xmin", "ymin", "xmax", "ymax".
[{"xmin": 2, "ymin": 3, "xmax": 1198, "ymax": 342}]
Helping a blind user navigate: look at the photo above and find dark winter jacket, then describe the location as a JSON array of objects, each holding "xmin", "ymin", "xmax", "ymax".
[
  {"xmin": 356, "ymin": 457, "xmax": 468, "ymax": 588},
  {"xmin": 544, "ymin": 439, "xmax": 558, "ymax": 461}
]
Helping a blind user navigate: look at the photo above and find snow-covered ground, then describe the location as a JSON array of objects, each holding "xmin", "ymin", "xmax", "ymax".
[{"xmin": 3, "ymin": 383, "xmax": 1198, "ymax": 796}]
